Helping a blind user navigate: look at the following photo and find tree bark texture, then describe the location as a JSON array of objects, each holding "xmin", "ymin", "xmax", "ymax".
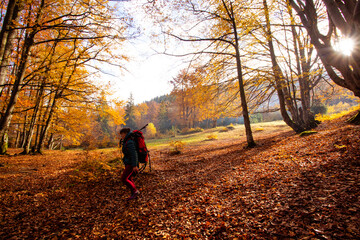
[
  {"xmin": 264, "ymin": 0, "xmax": 305, "ymax": 133},
  {"xmin": 0, "ymin": 0, "xmax": 45, "ymax": 154},
  {"xmin": 226, "ymin": 1, "xmax": 255, "ymax": 147},
  {"xmin": 289, "ymin": 0, "xmax": 360, "ymax": 98},
  {"xmin": 21, "ymin": 82, "xmax": 45, "ymax": 154}
]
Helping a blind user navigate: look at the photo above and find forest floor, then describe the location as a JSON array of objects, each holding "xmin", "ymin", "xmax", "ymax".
[{"xmin": 0, "ymin": 115, "xmax": 359, "ymax": 239}]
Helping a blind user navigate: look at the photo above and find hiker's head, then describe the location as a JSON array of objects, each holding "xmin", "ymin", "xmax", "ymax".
[{"xmin": 120, "ymin": 128, "xmax": 131, "ymax": 139}]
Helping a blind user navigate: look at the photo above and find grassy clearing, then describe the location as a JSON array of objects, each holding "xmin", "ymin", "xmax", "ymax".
[
  {"xmin": 54, "ymin": 121, "xmax": 290, "ymax": 154},
  {"xmin": 146, "ymin": 120, "xmax": 289, "ymax": 149},
  {"xmin": 146, "ymin": 106, "xmax": 360, "ymax": 150},
  {"xmin": 316, "ymin": 104, "xmax": 360, "ymax": 122}
]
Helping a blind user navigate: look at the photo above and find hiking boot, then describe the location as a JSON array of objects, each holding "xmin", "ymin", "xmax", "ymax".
[{"xmin": 127, "ymin": 190, "xmax": 140, "ymax": 201}]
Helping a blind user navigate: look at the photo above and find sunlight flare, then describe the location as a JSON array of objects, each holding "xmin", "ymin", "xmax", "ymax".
[{"xmin": 333, "ymin": 38, "xmax": 355, "ymax": 56}]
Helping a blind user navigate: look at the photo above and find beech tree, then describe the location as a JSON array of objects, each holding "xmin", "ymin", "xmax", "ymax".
[
  {"xmin": 148, "ymin": 0, "xmax": 256, "ymax": 147},
  {"xmin": 226, "ymin": 0, "xmax": 326, "ymax": 133},
  {"xmin": 288, "ymin": 0, "xmax": 360, "ymax": 122},
  {"xmin": 157, "ymin": 100, "xmax": 172, "ymax": 132},
  {"xmin": 171, "ymin": 69, "xmax": 200, "ymax": 129},
  {"xmin": 261, "ymin": 0, "xmax": 321, "ymax": 132},
  {"xmin": 0, "ymin": 0, "xmax": 130, "ymax": 153},
  {"xmin": 133, "ymin": 102, "xmax": 149, "ymax": 129},
  {"xmin": 170, "ymin": 64, "xmax": 242, "ymax": 129}
]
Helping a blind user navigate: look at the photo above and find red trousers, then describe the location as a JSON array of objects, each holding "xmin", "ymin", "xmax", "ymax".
[{"xmin": 121, "ymin": 165, "xmax": 137, "ymax": 194}]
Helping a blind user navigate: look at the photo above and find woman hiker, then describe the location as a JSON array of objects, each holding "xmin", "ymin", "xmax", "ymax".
[{"xmin": 120, "ymin": 128, "xmax": 140, "ymax": 200}]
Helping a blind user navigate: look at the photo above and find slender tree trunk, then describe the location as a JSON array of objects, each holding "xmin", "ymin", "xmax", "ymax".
[
  {"xmin": 0, "ymin": 0, "xmax": 16, "ymax": 61},
  {"xmin": 59, "ymin": 135, "xmax": 63, "ymax": 150},
  {"xmin": 289, "ymin": 0, "xmax": 360, "ymax": 97},
  {"xmin": 263, "ymin": 0, "xmax": 304, "ymax": 133},
  {"xmin": 0, "ymin": 0, "xmax": 45, "ymax": 153},
  {"xmin": 34, "ymin": 117, "xmax": 42, "ymax": 151},
  {"xmin": 0, "ymin": 1, "xmax": 21, "ymax": 97},
  {"xmin": 0, "ymin": 130, "xmax": 8, "ymax": 154},
  {"xmin": 0, "ymin": 32, "xmax": 35, "ymax": 153},
  {"xmin": 286, "ymin": 2, "xmax": 318, "ymax": 129},
  {"xmin": 36, "ymin": 42, "xmax": 79, "ymax": 153},
  {"xmin": 14, "ymin": 124, "xmax": 19, "ymax": 148},
  {"xmin": 227, "ymin": 2, "xmax": 255, "ymax": 147},
  {"xmin": 21, "ymin": 82, "xmax": 44, "ymax": 154},
  {"xmin": 20, "ymin": 113, "xmax": 28, "ymax": 148},
  {"xmin": 36, "ymin": 93, "xmax": 58, "ymax": 153},
  {"xmin": 212, "ymin": 119, "xmax": 217, "ymax": 128},
  {"xmin": 36, "ymin": 91, "xmax": 52, "ymax": 152},
  {"xmin": 0, "ymin": 0, "xmax": 17, "ymax": 93},
  {"xmin": 47, "ymin": 133, "xmax": 54, "ymax": 149}
]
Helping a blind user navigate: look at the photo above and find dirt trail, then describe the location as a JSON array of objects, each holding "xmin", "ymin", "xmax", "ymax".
[{"xmin": 0, "ymin": 117, "xmax": 359, "ymax": 239}]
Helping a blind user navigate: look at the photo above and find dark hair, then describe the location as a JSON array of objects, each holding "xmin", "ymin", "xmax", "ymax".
[{"xmin": 120, "ymin": 128, "xmax": 131, "ymax": 134}]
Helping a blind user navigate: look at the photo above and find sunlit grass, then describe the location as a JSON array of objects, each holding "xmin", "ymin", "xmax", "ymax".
[
  {"xmin": 316, "ymin": 105, "xmax": 360, "ymax": 122},
  {"xmin": 146, "ymin": 120, "xmax": 289, "ymax": 149}
]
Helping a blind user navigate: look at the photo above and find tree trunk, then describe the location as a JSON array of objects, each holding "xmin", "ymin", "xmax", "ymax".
[
  {"xmin": 34, "ymin": 117, "xmax": 42, "ymax": 152},
  {"xmin": 289, "ymin": 0, "xmax": 360, "ymax": 98},
  {"xmin": 20, "ymin": 113, "xmax": 29, "ymax": 148},
  {"xmin": 0, "ymin": 131, "xmax": 8, "ymax": 155},
  {"xmin": 228, "ymin": 2, "xmax": 255, "ymax": 147},
  {"xmin": 0, "ymin": 0, "xmax": 45, "ymax": 154},
  {"xmin": 0, "ymin": 0, "xmax": 16, "ymax": 93},
  {"xmin": 347, "ymin": 110, "xmax": 360, "ymax": 124},
  {"xmin": 212, "ymin": 119, "xmax": 217, "ymax": 128},
  {"xmin": 47, "ymin": 133, "xmax": 54, "ymax": 149},
  {"xmin": 287, "ymin": 2, "xmax": 318, "ymax": 130},
  {"xmin": 21, "ymin": 82, "xmax": 44, "ymax": 154},
  {"xmin": 0, "ymin": 1, "xmax": 21, "ymax": 97},
  {"xmin": 36, "ymin": 95, "xmax": 58, "ymax": 153},
  {"xmin": 263, "ymin": 0, "xmax": 305, "ymax": 133},
  {"xmin": 36, "ymin": 41, "xmax": 79, "ymax": 153},
  {"xmin": 0, "ymin": 32, "xmax": 35, "ymax": 153},
  {"xmin": 14, "ymin": 124, "xmax": 21, "ymax": 148}
]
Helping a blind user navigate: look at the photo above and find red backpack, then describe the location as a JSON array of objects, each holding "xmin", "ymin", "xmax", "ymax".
[
  {"xmin": 128, "ymin": 129, "xmax": 151, "ymax": 172},
  {"xmin": 130, "ymin": 130, "xmax": 149, "ymax": 163}
]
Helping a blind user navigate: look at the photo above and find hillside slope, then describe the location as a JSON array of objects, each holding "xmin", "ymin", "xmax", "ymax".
[{"xmin": 0, "ymin": 116, "xmax": 359, "ymax": 239}]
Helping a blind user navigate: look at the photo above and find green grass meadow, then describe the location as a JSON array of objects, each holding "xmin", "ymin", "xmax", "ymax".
[{"xmin": 146, "ymin": 120, "xmax": 290, "ymax": 150}]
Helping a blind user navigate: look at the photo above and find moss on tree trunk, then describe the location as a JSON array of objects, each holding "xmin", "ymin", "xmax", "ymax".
[
  {"xmin": 347, "ymin": 111, "xmax": 360, "ymax": 125},
  {"xmin": 0, "ymin": 132, "xmax": 8, "ymax": 155}
]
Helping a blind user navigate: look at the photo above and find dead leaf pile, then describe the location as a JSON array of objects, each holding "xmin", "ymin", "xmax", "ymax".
[{"xmin": 0, "ymin": 116, "xmax": 359, "ymax": 239}]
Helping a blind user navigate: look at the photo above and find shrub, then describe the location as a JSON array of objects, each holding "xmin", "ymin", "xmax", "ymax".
[
  {"xmin": 311, "ymin": 104, "xmax": 327, "ymax": 115},
  {"xmin": 78, "ymin": 158, "xmax": 111, "ymax": 173},
  {"xmin": 181, "ymin": 127, "xmax": 204, "ymax": 135},
  {"xmin": 315, "ymin": 114, "xmax": 331, "ymax": 122},
  {"xmin": 180, "ymin": 128, "xmax": 190, "ymax": 134},
  {"xmin": 218, "ymin": 127, "xmax": 228, "ymax": 132},
  {"xmin": 71, "ymin": 150, "xmax": 119, "ymax": 182},
  {"xmin": 315, "ymin": 105, "xmax": 360, "ymax": 122},
  {"xmin": 195, "ymin": 127, "xmax": 204, "ymax": 133},
  {"xmin": 255, "ymin": 127, "xmax": 265, "ymax": 132},
  {"xmin": 227, "ymin": 124, "xmax": 235, "ymax": 130},
  {"xmin": 168, "ymin": 126, "xmax": 178, "ymax": 137},
  {"xmin": 74, "ymin": 159, "xmax": 111, "ymax": 182},
  {"xmin": 327, "ymin": 102, "xmax": 351, "ymax": 114},
  {"xmin": 206, "ymin": 134, "xmax": 218, "ymax": 140},
  {"xmin": 169, "ymin": 141, "xmax": 185, "ymax": 154},
  {"xmin": 146, "ymin": 123, "xmax": 157, "ymax": 138}
]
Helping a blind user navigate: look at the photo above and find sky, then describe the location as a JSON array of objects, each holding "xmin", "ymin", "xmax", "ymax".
[{"xmin": 100, "ymin": 0, "xmax": 188, "ymax": 104}]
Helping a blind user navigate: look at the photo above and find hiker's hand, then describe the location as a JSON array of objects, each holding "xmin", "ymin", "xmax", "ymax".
[{"xmin": 133, "ymin": 166, "xmax": 139, "ymax": 174}]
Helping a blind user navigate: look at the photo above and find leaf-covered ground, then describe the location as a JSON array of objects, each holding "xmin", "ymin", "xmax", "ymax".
[{"xmin": 1, "ymin": 116, "xmax": 359, "ymax": 239}]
